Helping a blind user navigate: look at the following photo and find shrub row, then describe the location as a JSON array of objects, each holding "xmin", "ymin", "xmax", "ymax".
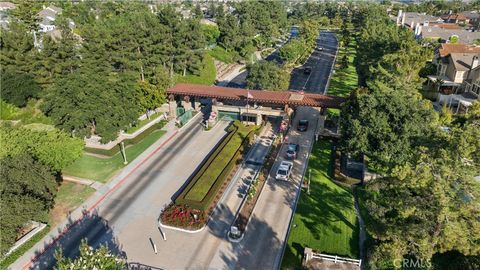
[
  {"xmin": 84, "ymin": 120, "xmax": 167, "ymax": 156},
  {"xmin": 175, "ymin": 123, "xmax": 255, "ymax": 211}
]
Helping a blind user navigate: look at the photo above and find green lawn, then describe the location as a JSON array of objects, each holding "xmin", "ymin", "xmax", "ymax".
[
  {"xmin": 174, "ymin": 54, "xmax": 216, "ymax": 85},
  {"xmin": 49, "ymin": 182, "xmax": 96, "ymax": 226},
  {"xmin": 208, "ymin": 46, "xmax": 237, "ymax": 64},
  {"xmin": 184, "ymin": 124, "xmax": 254, "ymax": 201},
  {"xmin": 63, "ymin": 130, "xmax": 166, "ymax": 183},
  {"xmin": 327, "ymin": 38, "xmax": 358, "ymax": 98},
  {"xmin": 281, "ymin": 140, "xmax": 359, "ymax": 269}
]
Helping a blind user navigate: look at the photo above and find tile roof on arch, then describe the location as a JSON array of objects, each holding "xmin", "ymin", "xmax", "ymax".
[{"xmin": 167, "ymin": 83, "xmax": 346, "ymax": 108}]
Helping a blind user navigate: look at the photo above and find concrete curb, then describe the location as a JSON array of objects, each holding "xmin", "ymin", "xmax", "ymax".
[
  {"xmin": 158, "ymin": 219, "xmax": 206, "ymax": 234},
  {"xmin": 324, "ymin": 31, "xmax": 339, "ymax": 95}
]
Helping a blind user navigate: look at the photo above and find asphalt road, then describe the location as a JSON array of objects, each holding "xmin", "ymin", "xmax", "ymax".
[
  {"xmin": 226, "ymin": 30, "xmax": 338, "ymax": 93},
  {"xmin": 208, "ymin": 106, "xmax": 319, "ymax": 270},
  {"xmin": 13, "ymin": 118, "xmax": 230, "ymax": 270},
  {"xmin": 289, "ymin": 31, "xmax": 338, "ymax": 94}
]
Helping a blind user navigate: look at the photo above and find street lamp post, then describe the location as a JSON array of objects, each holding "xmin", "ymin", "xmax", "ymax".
[
  {"xmin": 121, "ymin": 141, "xmax": 128, "ymax": 165},
  {"xmin": 308, "ymin": 168, "xmax": 311, "ymax": 195}
]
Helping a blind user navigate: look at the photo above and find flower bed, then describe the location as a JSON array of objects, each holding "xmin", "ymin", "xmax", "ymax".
[
  {"xmin": 175, "ymin": 121, "xmax": 256, "ymax": 210},
  {"xmin": 160, "ymin": 121, "xmax": 258, "ymax": 229},
  {"xmin": 160, "ymin": 204, "xmax": 206, "ymax": 230}
]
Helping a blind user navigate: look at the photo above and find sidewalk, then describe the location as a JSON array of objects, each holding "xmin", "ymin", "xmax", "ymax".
[
  {"xmin": 8, "ymin": 115, "xmax": 200, "ymax": 270},
  {"xmin": 216, "ymin": 65, "xmax": 246, "ymax": 87},
  {"xmin": 62, "ymin": 175, "xmax": 103, "ymax": 190}
]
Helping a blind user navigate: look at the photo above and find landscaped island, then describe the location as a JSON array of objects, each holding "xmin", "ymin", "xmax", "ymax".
[{"xmin": 160, "ymin": 121, "xmax": 257, "ymax": 229}]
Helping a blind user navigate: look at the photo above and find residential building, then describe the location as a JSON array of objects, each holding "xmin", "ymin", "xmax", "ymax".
[
  {"xmin": 427, "ymin": 44, "xmax": 480, "ymax": 112},
  {"xmin": 441, "ymin": 13, "xmax": 468, "ymax": 25},
  {"xmin": 38, "ymin": 5, "xmax": 62, "ymax": 33},
  {"xmin": 418, "ymin": 26, "xmax": 480, "ymax": 44},
  {"xmin": 0, "ymin": 1, "xmax": 15, "ymax": 11},
  {"xmin": 395, "ymin": 10, "xmax": 443, "ymax": 28},
  {"xmin": 0, "ymin": 1, "xmax": 15, "ymax": 29}
]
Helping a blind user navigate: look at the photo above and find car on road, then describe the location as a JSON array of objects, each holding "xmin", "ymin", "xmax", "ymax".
[
  {"xmin": 276, "ymin": 161, "xmax": 293, "ymax": 181},
  {"xmin": 285, "ymin": 143, "xmax": 299, "ymax": 160},
  {"xmin": 303, "ymin": 67, "xmax": 312, "ymax": 75},
  {"xmin": 297, "ymin": 120, "xmax": 309, "ymax": 132},
  {"xmin": 317, "ymin": 47, "xmax": 324, "ymax": 51}
]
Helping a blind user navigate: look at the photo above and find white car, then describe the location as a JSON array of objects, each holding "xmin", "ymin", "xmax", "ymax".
[{"xmin": 276, "ymin": 161, "xmax": 293, "ymax": 181}]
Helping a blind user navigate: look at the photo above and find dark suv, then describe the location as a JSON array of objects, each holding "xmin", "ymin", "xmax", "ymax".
[
  {"xmin": 303, "ymin": 67, "xmax": 312, "ymax": 75},
  {"xmin": 285, "ymin": 143, "xmax": 299, "ymax": 159},
  {"xmin": 297, "ymin": 120, "xmax": 309, "ymax": 132}
]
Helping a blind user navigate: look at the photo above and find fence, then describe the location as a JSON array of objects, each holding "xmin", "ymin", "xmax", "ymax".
[{"xmin": 304, "ymin": 248, "xmax": 362, "ymax": 268}]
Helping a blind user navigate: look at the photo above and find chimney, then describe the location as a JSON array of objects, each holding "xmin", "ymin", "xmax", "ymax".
[
  {"xmin": 401, "ymin": 12, "xmax": 406, "ymax": 26},
  {"xmin": 397, "ymin": 10, "xmax": 403, "ymax": 25},
  {"xmin": 411, "ymin": 20, "xmax": 415, "ymax": 29},
  {"xmin": 471, "ymin": 56, "xmax": 479, "ymax": 70},
  {"xmin": 417, "ymin": 26, "xmax": 422, "ymax": 36}
]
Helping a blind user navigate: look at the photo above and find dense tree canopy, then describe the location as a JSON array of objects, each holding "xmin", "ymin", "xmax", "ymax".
[
  {"xmin": 340, "ymin": 88, "xmax": 436, "ymax": 171},
  {"xmin": 42, "ymin": 70, "xmax": 139, "ymax": 142},
  {"xmin": 0, "ymin": 125, "xmax": 84, "ymax": 171},
  {"xmin": 246, "ymin": 61, "xmax": 289, "ymax": 91},
  {"xmin": 364, "ymin": 142, "xmax": 480, "ymax": 268},
  {"xmin": 0, "ymin": 71, "xmax": 41, "ymax": 107},
  {"xmin": 0, "ymin": 154, "xmax": 57, "ymax": 256}
]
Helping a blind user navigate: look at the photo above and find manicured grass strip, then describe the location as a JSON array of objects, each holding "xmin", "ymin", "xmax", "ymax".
[
  {"xmin": 184, "ymin": 124, "xmax": 253, "ymax": 202},
  {"xmin": 63, "ymin": 130, "xmax": 166, "ymax": 183},
  {"xmin": 125, "ymin": 113, "xmax": 161, "ymax": 134},
  {"xmin": 281, "ymin": 140, "xmax": 359, "ymax": 270},
  {"xmin": 209, "ymin": 46, "xmax": 236, "ymax": 64},
  {"xmin": 327, "ymin": 38, "xmax": 358, "ymax": 97},
  {"xmin": 175, "ymin": 54, "xmax": 216, "ymax": 85},
  {"xmin": 49, "ymin": 182, "xmax": 96, "ymax": 227}
]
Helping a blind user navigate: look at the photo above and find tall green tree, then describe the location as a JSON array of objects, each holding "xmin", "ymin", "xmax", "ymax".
[
  {"xmin": 42, "ymin": 70, "xmax": 139, "ymax": 143},
  {"xmin": 0, "ymin": 71, "xmax": 41, "ymax": 107},
  {"xmin": 246, "ymin": 61, "xmax": 289, "ymax": 91},
  {"xmin": 0, "ymin": 21, "xmax": 36, "ymax": 75},
  {"xmin": 0, "ymin": 125, "xmax": 84, "ymax": 171},
  {"xmin": 364, "ymin": 147, "xmax": 480, "ymax": 268},
  {"xmin": 339, "ymin": 88, "xmax": 436, "ymax": 171},
  {"xmin": 0, "ymin": 154, "xmax": 57, "ymax": 256}
]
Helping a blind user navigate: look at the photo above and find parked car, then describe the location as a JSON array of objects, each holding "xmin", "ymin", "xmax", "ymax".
[
  {"xmin": 303, "ymin": 67, "xmax": 312, "ymax": 75},
  {"xmin": 285, "ymin": 143, "xmax": 299, "ymax": 160},
  {"xmin": 317, "ymin": 47, "xmax": 324, "ymax": 51},
  {"xmin": 276, "ymin": 161, "xmax": 293, "ymax": 181},
  {"xmin": 297, "ymin": 120, "xmax": 309, "ymax": 132}
]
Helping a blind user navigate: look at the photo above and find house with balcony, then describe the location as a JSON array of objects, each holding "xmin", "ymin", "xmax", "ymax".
[{"xmin": 427, "ymin": 44, "xmax": 480, "ymax": 112}]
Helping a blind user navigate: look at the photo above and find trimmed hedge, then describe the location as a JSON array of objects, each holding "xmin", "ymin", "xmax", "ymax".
[
  {"xmin": 84, "ymin": 120, "xmax": 167, "ymax": 156},
  {"xmin": 175, "ymin": 122, "xmax": 255, "ymax": 211}
]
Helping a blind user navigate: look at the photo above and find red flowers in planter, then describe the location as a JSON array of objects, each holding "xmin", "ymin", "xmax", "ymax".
[{"xmin": 160, "ymin": 203, "xmax": 206, "ymax": 229}]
